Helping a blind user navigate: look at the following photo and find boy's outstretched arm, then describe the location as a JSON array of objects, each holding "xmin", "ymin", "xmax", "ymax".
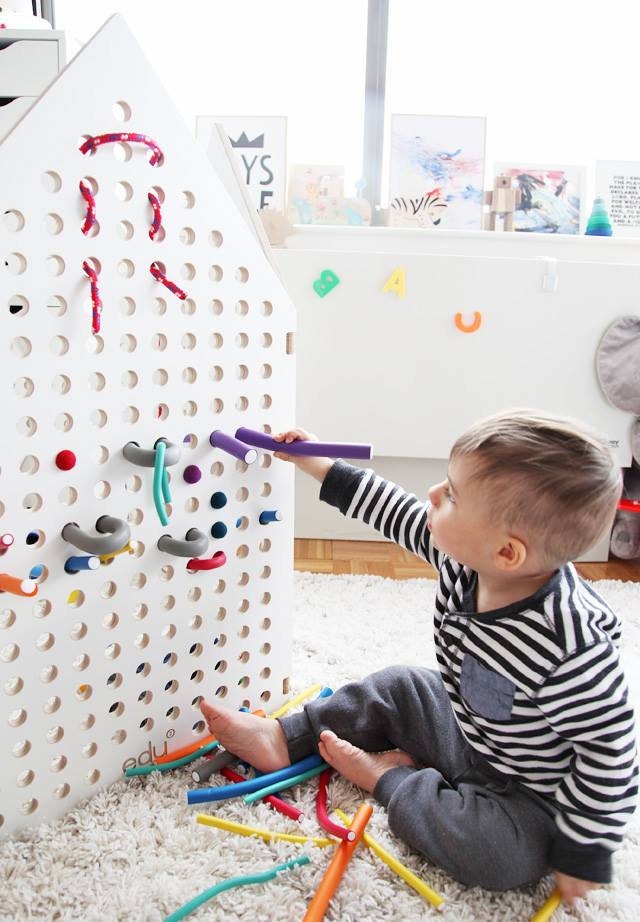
[{"xmin": 274, "ymin": 428, "xmax": 440, "ymax": 570}]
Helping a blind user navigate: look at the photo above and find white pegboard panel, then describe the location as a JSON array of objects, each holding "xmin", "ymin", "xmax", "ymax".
[{"xmin": 0, "ymin": 15, "xmax": 296, "ymax": 837}]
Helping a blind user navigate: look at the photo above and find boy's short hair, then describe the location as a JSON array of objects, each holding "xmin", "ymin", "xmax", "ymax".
[{"xmin": 451, "ymin": 409, "xmax": 622, "ymax": 566}]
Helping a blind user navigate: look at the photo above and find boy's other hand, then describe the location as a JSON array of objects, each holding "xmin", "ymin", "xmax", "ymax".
[
  {"xmin": 554, "ymin": 871, "xmax": 600, "ymax": 905},
  {"xmin": 273, "ymin": 428, "xmax": 334, "ymax": 483}
]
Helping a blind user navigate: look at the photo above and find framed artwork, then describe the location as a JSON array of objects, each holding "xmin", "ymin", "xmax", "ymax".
[
  {"xmin": 286, "ymin": 164, "xmax": 371, "ymax": 226},
  {"xmin": 595, "ymin": 161, "xmax": 640, "ymax": 237},
  {"xmin": 389, "ymin": 114, "xmax": 486, "ymax": 230},
  {"xmin": 195, "ymin": 115, "xmax": 287, "ymax": 211},
  {"xmin": 494, "ymin": 163, "xmax": 585, "ymax": 234}
]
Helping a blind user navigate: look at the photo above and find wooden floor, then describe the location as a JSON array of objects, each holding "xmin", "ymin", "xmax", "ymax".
[{"xmin": 294, "ymin": 539, "xmax": 640, "ymax": 582}]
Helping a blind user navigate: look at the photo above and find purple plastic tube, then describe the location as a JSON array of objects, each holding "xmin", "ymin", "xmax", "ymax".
[
  {"xmin": 235, "ymin": 427, "xmax": 373, "ymax": 460},
  {"xmin": 209, "ymin": 430, "xmax": 257, "ymax": 464}
]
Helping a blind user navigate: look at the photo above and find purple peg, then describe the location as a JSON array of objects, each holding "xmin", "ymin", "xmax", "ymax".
[{"xmin": 234, "ymin": 427, "xmax": 373, "ymax": 460}]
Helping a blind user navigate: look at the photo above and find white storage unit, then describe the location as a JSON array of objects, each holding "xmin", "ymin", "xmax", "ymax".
[
  {"xmin": 0, "ymin": 28, "xmax": 65, "ymax": 142},
  {"xmin": 274, "ymin": 226, "xmax": 640, "ymax": 559}
]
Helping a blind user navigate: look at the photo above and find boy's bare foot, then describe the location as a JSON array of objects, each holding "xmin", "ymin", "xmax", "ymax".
[
  {"xmin": 199, "ymin": 700, "xmax": 290, "ymax": 773},
  {"xmin": 318, "ymin": 729, "xmax": 415, "ymax": 793}
]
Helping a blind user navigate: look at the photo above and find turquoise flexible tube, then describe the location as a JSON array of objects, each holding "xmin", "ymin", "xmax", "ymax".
[
  {"xmin": 153, "ymin": 440, "xmax": 168, "ymax": 525},
  {"xmin": 163, "ymin": 855, "xmax": 310, "ymax": 922},
  {"xmin": 124, "ymin": 740, "xmax": 219, "ymax": 777}
]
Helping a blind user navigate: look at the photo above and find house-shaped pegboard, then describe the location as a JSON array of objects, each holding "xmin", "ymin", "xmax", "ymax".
[{"xmin": 0, "ymin": 14, "xmax": 296, "ymax": 837}]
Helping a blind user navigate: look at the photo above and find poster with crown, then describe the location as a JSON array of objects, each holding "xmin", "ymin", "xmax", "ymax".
[{"xmin": 196, "ymin": 116, "xmax": 287, "ymax": 212}]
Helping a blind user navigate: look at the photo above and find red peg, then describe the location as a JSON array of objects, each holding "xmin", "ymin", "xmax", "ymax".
[
  {"xmin": 186, "ymin": 550, "xmax": 227, "ymax": 572},
  {"xmin": 56, "ymin": 450, "xmax": 77, "ymax": 471}
]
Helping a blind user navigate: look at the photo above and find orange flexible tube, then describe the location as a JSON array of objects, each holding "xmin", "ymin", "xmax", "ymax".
[
  {"xmin": 154, "ymin": 708, "xmax": 266, "ymax": 764},
  {"xmin": 302, "ymin": 802, "xmax": 373, "ymax": 922}
]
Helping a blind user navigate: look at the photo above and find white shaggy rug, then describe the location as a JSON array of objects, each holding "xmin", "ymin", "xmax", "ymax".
[{"xmin": 2, "ymin": 573, "xmax": 640, "ymax": 922}]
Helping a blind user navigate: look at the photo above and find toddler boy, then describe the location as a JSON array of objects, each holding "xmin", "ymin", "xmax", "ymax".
[{"xmin": 201, "ymin": 410, "xmax": 638, "ymax": 905}]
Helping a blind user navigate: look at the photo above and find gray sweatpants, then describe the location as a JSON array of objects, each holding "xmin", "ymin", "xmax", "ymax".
[{"xmin": 279, "ymin": 666, "xmax": 557, "ymax": 890}]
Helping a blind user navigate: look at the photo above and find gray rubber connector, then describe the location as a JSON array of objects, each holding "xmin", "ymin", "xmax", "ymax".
[
  {"xmin": 122, "ymin": 439, "xmax": 181, "ymax": 467},
  {"xmin": 157, "ymin": 527, "xmax": 209, "ymax": 558},
  {"xmin": 62, "ymin": 515, "xmax": 131, "ymax": 555}
]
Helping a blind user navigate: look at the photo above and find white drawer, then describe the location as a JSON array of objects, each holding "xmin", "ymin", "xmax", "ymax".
[
  {"xmin": 0, "ymin": 39, "xmax": 60, "ymax": 96},
  {"xmin": 0, "ymin": 96, "xmax": 36, "ymax": 143}
]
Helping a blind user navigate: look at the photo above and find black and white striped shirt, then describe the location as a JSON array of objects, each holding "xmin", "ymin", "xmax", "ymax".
[{"xmin": 320, "ymin": 461, "xmax": 638, "ymax": 882}]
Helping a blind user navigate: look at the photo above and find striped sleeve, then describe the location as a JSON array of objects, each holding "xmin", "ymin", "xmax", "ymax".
[
  {"xmin": 319, "ymin": 460, "xmax": 441, "ymax": 570},
  {"xmin": 535, "ymin": 642, "xmax": 639, "ymax": 882}
]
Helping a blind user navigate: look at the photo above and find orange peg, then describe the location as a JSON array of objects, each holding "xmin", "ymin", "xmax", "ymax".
[
  {"xmin": 0, "ymin": 572, "xmax": 37, "ymax": 597},
  {"xmin": 454, "ymin": 311, "xmax": 482, "ymax": 333}
]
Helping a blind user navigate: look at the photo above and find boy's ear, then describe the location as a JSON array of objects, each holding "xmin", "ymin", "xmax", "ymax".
[{"xmin": 495, "ymin": 536, "xmax": 527, "ymax": 572}]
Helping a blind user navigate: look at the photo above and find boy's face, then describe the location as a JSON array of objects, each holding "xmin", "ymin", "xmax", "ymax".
[{"xmin": 427, "ymin": 453, "xmax": 501, "ymax": 570}]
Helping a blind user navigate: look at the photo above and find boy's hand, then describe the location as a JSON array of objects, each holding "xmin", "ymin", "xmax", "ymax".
[
  {"xmin": 273, "ymin": 428, "xmax": 333, "ymax": 483},
  {"xmin": 554, "ymin": 871, "xmax": 600, "ymax": 905}
]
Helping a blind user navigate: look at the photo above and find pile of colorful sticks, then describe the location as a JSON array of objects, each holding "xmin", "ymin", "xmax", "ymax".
[{"xmin": 124, "ymin": 684, "xmax": 561, "ymax": 922}]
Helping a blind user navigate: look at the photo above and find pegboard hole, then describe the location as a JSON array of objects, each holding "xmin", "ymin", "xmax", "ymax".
[
  {"xmin": 72, "ymin": 654, "xmax": 90, "ymax": 671},
  {"xmin": 105, "ymin": 642, "xmax": 121, "ymax": 660},
  {"xmin": 235, "ymin": 300, "xmax": 249, "ymax": 316},
  {"xmin": 165, "ymin": 707, "xmax": 180, "ymax": 720},
  {"xmin": 11, "ymin": 336, "xmax": 31, "ymax": 358},
  {"xmin": 108, "ymin": 701, "xmax": 125, "ymax": 718},
  {"xmin": 14, "ymin": 377, "xmax": 34, "ymax": 398},
  {"xmin": 53, "ymin": 784, "xmax": 70, "ymax": 800},
  {"xmin": 236, "ymin": 487, "xmax": 249, "ymax": 502},
  {"xmin": 121, "ymin": 370, "xmax": 138, "ymax": 389},
  {"xmin": 50, "ymin": 755, "xmax": 68, "ymax": 773},
  {"xmin": 115, "ymin": 181, "xmax": 133, "ymax": 202},
  {"xmin": 122, "ymin": 406, "xmax": 140, "ymax": 424},
  {"xmin": 1, "ymin": 608, "xmax": 17, "ymax": 629},
  {"xmin": 210, "ymin": 461, "xmax": 224, "ymax": 477},
  {"xmin": 156, "ymin": 403, "xmax": 169, "ymax": 421},
  {"xmin": 236, "ymin": 544, "xmax": 249, "ymax": 559},
  {"xmin": 46, "ymin": 726, "xmax": 64, "ymax": 744},
  {"xmin": 8, "ymin": 707, "xmax": 26, "ymax": 727},
  {"xmin": 46, "ymin": 255, "xmax": 65, "ymax": 277},
  {"xmin": 47, "ymin": 295, "xmax": 67, "ymax": 317},
  {"xmin": 261, "ymin": 618, "xmax": 272, "ymax": 631},
  {"xmin": 235, "ymin": 396, "xmax": 249, "ymax": 412},
  {"xmin": 261, "ymin": 566, "xmax": 272, "ymax": 579},
  {"xmin": 216, "ymin": 607, "xmax": 227, "ymax": 621},
  {"xmin": 183, "ymin": 367, "xmax": 198, "ymax": 385},
  {"xmin": 58, "ymin": 486, "xmax": 78, "ymax": 506},
  {"xmin": 113, "ymin": 141, "xmax": 132, "ymax": 163},
  {"xmin": 260, "ymin": 364, "xmax": 273, "ymax": 379},
  {"xmin": 185, "ymin": 497, "xmax": 199, "ymax": 513},
  {"xmin": 9, "ymin": 294, "xmax": 29, "ymax": 317},
  {"xmin": 127, "ymin": 508, "xmax": 144, "ymax": 526},
  {"xmin": 52, "ymin": 374, "xmax": 71, "ymax": 395},
  {"xmin": 130, "ymin": 572, "xmax": 147, "ymax": 590},
  {"xmin": 44, "ymin": 213, "xmax": 64, "ymax": 235},
  {"xmin": 181, "ymin": 333, "xmax": 196, "ymax": 350},
  {"xmin": 210, "ymin": 299, "xmax": 223, "ymax": 315},
  {"xmin": 238, "ymin": 599, "xmax": 250, "ymax": 614},
  {"xmin": 151, "ymin": 185, "xmax": 165, "ymax": 203},
  {"xmin": 161, "ymin": 623, "xmax": 177, "ymax": 640},
  {"xmin": 209, "ymin": 230, "xmax": 223, "ymax": 247},
  {"xmin": 260, "ymin": 394, "xmax": 273, "ymax": 410},
  {"xmin": 187, "ymin": 586, "xmax": 201, "ymax": 602},
  {"xmin": 210, "ymin": 332, "xmax": 223, "ymax": 349},
  {"xmin": 91, "ymin": 409, "xmax": 108, "ymax": 428},
  {"xmin": 118, "ymin": 259, "xmax": 135, "ymax": 278},
  {"xmin": 139, "ymin": 717, "xmax": 154, "ymax": 732},
  {"xmin": 16, "ymin": 770, "xmax": 35, "ymax": 788},
  {"xmin": 22, "ymin": 493, "xmax": 42, "ymax": 512},
  {"xmin": 85, "ymin": 334, "xmax": 104, "ymax": 355},
  {"xmin": 214, "ymin": 686, "xmax": 228, "ymax": 699},
  {"xmin": 19, "ymin": 799, "xmax": 38, "ymax": 816},
  {"xmin": 260, "ymin": 454, "xmax": 272, "ymax": 469},
  {"xmin": 190, "ymin": 670, "xmax": 204, "ymax": 684},
  {"xmin": 93, "ymin": 445, "xmax": 110, "ymax": 464},
  {"xmin": 236, "ymin": 517, "xmax": 249, "ymax": 532},
  {"xmin": 235, "ymin": 332, "xmax": 249, "ymax": 349},
  {"xmin": 152, "ymin": 297, "xmax": 167, "ymax": 316},
  {"xmin": 214, "ymin": 659, "xmax": 227, "ymax": 673},
  {"xmin": 153, "ymin": 368, "xmax": 169, "ymax": 386},
  {"xmin": 50, "ymin": 335, "xmax": 69, "ymax": 356},
  {"xmin": 117, "ymin": 220, "xmax": 134, "ymax": 241},
  {"xmin": 260, "ymin": 538, "xmax": 272, "ymax": 552},
  {"xmin": 69, "ymin": 617, "xmax": 87, "ymax": 635},
  {"xmin": 42, "ymin": 171, "xmax": 62, "ymax": 193},
  {"xmin": 153, "ymin": 333, "xmax": 168, "ymax": 352},
  {"xmin": 132, "ymin": 603, "xmax": 149, "ymax": 621},
  {"xmin": 181, "ymin": 298, "xmax": 196, "ymax": 316},
  {"xmin": 209, "ymin": 264, "xmax": 223, "ymax": 282},
  {"xmin": 81, "ymin": 742, "xmax": 97, "ymax": 758},
  {"xmin": 79, "ymin": 714, "xmax": 95, "ymax": 731},
  {"xmin": 215, "ymin": 579, "xmax": 226, "ymax": 594},
  {"xmin": 26, "ymin": 530, "xmax": 45, "ymax": 549},
  {"xmin": 262, "ymin": 300, "xmax": 274, "ymax": 316},
  {"xmin": 75, "ymin": 685, "xmax": 92, "ymax": 702},
  {"xmin": 33, "ymin": 598, "xmax": 52, "ymax": 619},
  {"xmin": 179, "ymin": 227, "xmax": 195, "ymax": 245},
  {"xmin": 212, "ymin": 398, "xmax": 224, "ymax": 414},
  {"xmin": 189, "ymin": 643, "xmax": 203, "ymax": 658},
  {"xmin": 126, "ymin": 474, "xmax": 142, "ymax": 493},
  {"xmin": 165, "ymin": 680, "xmax": 179, "ymax": 694},
  {"xmin": 162, "ymin": 595, "xmax": 175, "ymax": 611},
  {"xmin": 100, "ymin": 581, "xmax": 117, "ymax": 600},
  {"xmin": 1, "ymin": 642, "xmax": 19, "ymax": 663},
  {"xmin": 160, "ymin": 565, "xmax": 174, "ymax": 581},
  {"xmin": 236, "ymin": 266, "xmax": 249, "ymax": 283},
  {"xmin": 180, "ymin": 190, "xmax": 195, "ymax": 208},
  {"xmin": 182, "ymin": 400, "xmax": 197, "ymax": 417},
  {"xmin": 94, "ymin": 481, "xmax": 111, "ymax": 499},
  {"xmin": 112, "ymin": 730, "xmax": 127, "ymax": 745},
  {"xmin": 17, "ymin": 416, "xmax": 37, "ymax": 437},
  {"xmin": 3, "ymin": 209, "xmax": 25, "ymax": 232},
  {"xmin": 162, "ymin": 651, "xmax": 176, "ymax": 666},
  {"xmin": 12, "ymin": 737, "xmax": 29, "ymax": 757},
  {"xmin": 111, "ymin": 99, "xmax": 132, "ymax": 121},
  {"xmin": 189, "ymin": 615, "xmax": 202, "ymax": 631},
  {"xmin": 261, "ymin": 482, "xmax": 272, "ymax": 497},
  {"xmin": 54, "ymin": 412, "xmax": 73, "ymax": 432},
  {"xmin": 261, "ymin": 332, "xmax": 273, "ymax": 348},
  {"xmin": 237, "ymin": 571, "xmax": 250, "ymax": 585}
]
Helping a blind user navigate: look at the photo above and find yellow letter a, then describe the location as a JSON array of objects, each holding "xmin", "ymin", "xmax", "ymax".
[{"xmin": 382, "ymin": 267, "xmax": 406, "ymax": 298}]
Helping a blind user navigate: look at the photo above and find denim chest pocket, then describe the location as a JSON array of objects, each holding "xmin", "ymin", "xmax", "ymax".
[{"xmin": 460, "ymin": 654, "xmax": 516, "ymax": 721}]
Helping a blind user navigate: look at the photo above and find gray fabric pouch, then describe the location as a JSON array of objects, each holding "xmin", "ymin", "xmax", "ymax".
[{"xmin": 596, "ymin": 316, "xmax": 640, "ymax": 414}]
